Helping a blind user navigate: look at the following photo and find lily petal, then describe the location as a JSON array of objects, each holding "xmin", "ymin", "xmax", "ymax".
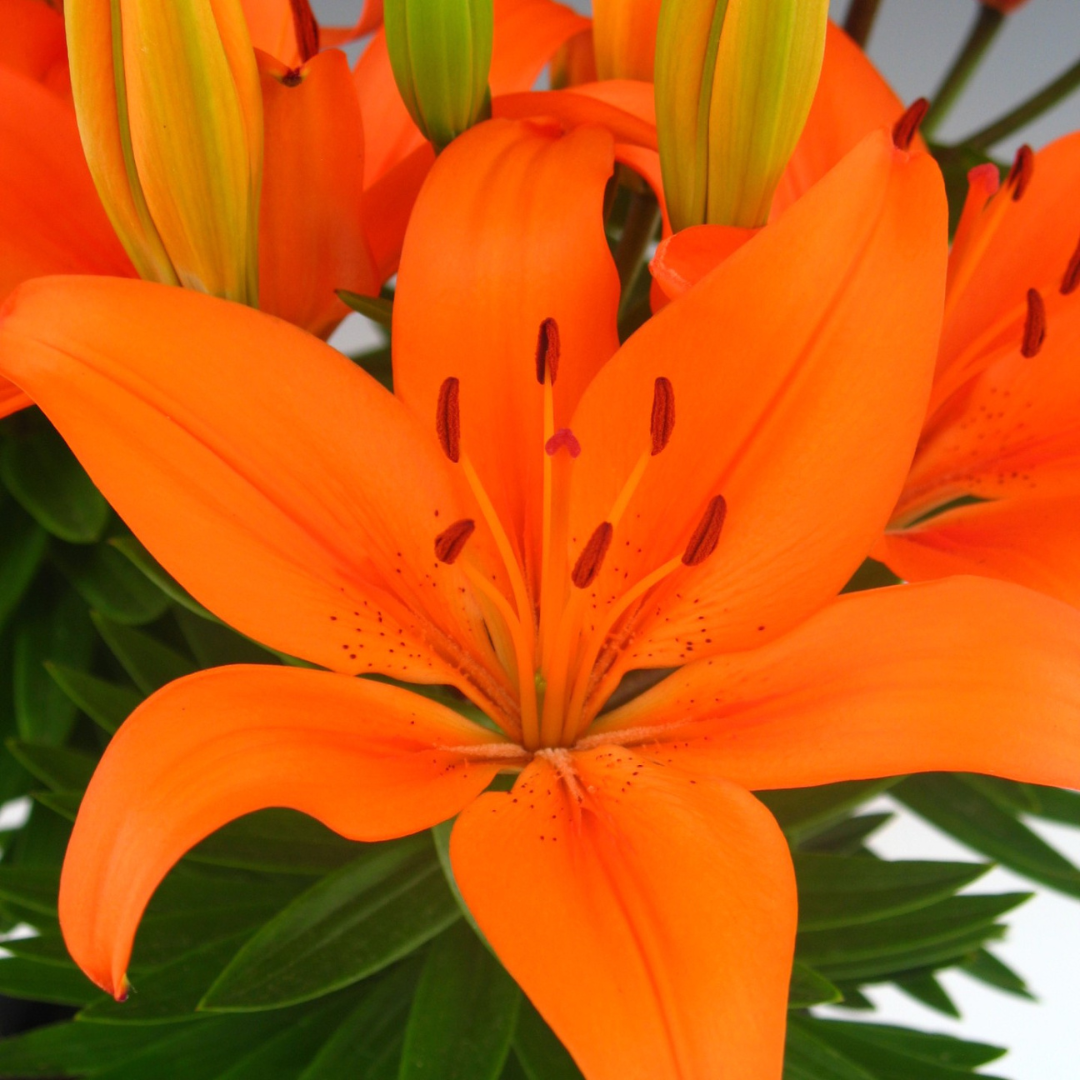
[
  {"xmin": 394, "ymin": 119, "xmax": 619, "ymax": 569},
  {"xmin": 596, "ymin": 578, "xmax": 1080, "ymax": 793},
  {"xmin": 258, "ymin": 48, "xmax": 378, "ymax": 338},
  {"xmin": 568, "ymin": 129, "xmax": 947, "ymax": 675},
  {"xmin": 2, "ymin": 0, "xmax": 68, "ymax": 90},
  {"xmin": 451, "ymin": 747, "xmax": 795, "ymax": 1080},
  {"xmin": 61, "ymin": 665, "xmax": 505, "ymax": 999},
  {"xmin": 0, "ymin": 379, "xmax": 29, "ymax": 419},
  {"xmin": 0, "ymin": 278, "xmax": 495, "ymax": 694}
]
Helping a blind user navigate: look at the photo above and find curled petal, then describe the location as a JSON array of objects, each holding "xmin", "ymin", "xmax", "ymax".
[
  {"xmin": 451, "ymin": 748, "xmax": 795, "ymax": 1080},
  {"xmin": 60, "ymin": 665, "xmax": 505, "ymax": 998}
]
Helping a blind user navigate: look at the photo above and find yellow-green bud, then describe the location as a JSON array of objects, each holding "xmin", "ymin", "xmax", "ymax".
[
  {"xmin": 66, "ymin": 0, "xmax": 263, "ymax": 305},
  {"xmin": 384, "ymin": 0, "xmax": 493, "ymax": 152},
  {"xmin": 656, "ymin": 0, "xmax": 829, "ymax": 230}
]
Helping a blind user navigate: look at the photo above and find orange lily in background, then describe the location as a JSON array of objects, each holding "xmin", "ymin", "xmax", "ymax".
[{"xmin": 6, "ymin": 117, "xmax": 1080, "ymax": 1078}]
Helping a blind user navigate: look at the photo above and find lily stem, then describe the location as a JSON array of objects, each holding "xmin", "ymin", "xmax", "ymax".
[
  {"xmin": 613, "ymin": 190, "xmax": 661, "ymax": 324},
  {"xmin": 965, "ymin": 52, "xmax": 1080, "ymax": 151},
  {"xmin": 843, "ymin": 0, "xmax": 883, "ymax": 49},
  {"xmin": 923, "ymin": 7, "xmax": 1004, "ymax": 139}
]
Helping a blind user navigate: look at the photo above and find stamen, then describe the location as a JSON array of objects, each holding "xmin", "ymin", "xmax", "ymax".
[
  {"xmin": 545, "ymin": 427, "xmax": 581, "ymax": 457},
  {"xmin": 650, "ymin": 377, "xmax": 675, "ymax": 455},
  {"xmin": 436, "ymin": 377, "xmax": 461, "ymax": 462},
  {"xmin": 572, "ymin": 522, "xmax": 614, "ymax": 589},
  {"xmin": 892, "ymin": 98, "xmax": 929, "ymax": 152},
  {"xmin": 683, "ymin": 495, "xmax": 728, "ymax": 566},
  {"xmin": 535, "ymin": 318, "xmax": 561, "ymax": 385},
  {"xmin": 288, "ymin": 0, "xmax": 321, "ymax": 64},
  {"xmin": 1062, "ymin": 236, "xmax": 1080, "ymax": 296},
  {"xmin": 434, "ymin": 519, "xmax": 475, "ymax": 564},
  {"xmin": 1007, "ymin": 145, "xmax": 1034, "ymax": 202},
  {"xmin": 1021, "ymin": 289, "xmax": 1046, "ymax": 357}
]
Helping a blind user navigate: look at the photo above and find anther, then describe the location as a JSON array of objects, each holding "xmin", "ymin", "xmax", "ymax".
[
  {"xmin": 434, "ymin": 519, "xmax": 475, "ymax": 564},
  {"xmin": 892, "ymin": 98, "xmax": 929, "ymax": 152},
  {"xmin": 436, "ymin": 377, "xmax": 461, "ymax": 462},
  {"xmin": 1007, "ymin": 145, "xmax": 1034, "ymax": 202},
  {"xmin": 571, "ymin": 522, "xmax": 613, "ymax": 588},
  {"xmin": 288, "ymin": 0, "xmax": 320, "ymax": 64},
  {"xmin": 682, "ymin": 495, "xmax": 728, "ymax": 567},
  {"xmin": 1062, "ymin": 236, "xmax": 1080, "ymax": 296},
  {"xmin": 1021, "ymin": 289, "xmax": 1046, "ymax": 358},
  {"xmin": 535, "ymin": 318, "xmax": 561, "ymax": 385},
  {"xmin": 545, "ymin": 427, "xmax": 581, "ymax": 458},
  {"xmin": 650, "ymin": 377, "xmax": 675, "ymax": 455}
]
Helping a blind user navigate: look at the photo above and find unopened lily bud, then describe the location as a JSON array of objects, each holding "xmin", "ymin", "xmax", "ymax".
[
  {"xmin": 656, "ymin": 0, "xmax": 829, "ymax": 230},
  {"xmin": 66, "ymin": 0, "xmax": 263, "ymax": 305},
  {"xmin": 592, "ymin": 0, "xmax": 663, "ymax": 80},
  {"xmin": 384, "ymin": 0, "xmax": 493, "ymax": 151}
]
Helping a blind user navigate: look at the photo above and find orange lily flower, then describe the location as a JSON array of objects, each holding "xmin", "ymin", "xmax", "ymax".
[{"xmin": 6, "ymin": 117, "xmax": 1080, "ymax": 1078}]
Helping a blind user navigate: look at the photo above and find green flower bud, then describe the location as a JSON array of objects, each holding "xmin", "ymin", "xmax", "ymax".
[
  {"xmin": 384, "ymin": 0, "xmax": 494, "ymax": 152},
  {"xmin": 656, "ymin": 0, "xmax": 829, "ymax": 230}
]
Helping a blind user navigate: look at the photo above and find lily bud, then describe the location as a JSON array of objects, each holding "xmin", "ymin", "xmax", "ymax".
[
  {"xmin": 656, "ymin": 0, "xmax": 829, "ymax": 231},
  {"xmin": 383, "ymin": 0, "xmax": 493, "ymax": 151},
  {"xmin": 592, "ymin": 0, "xmax": 663, "ymax": 81},
  {"xmin": 66, "ymin": 0, "xmax": 263, "ymax": 305}
]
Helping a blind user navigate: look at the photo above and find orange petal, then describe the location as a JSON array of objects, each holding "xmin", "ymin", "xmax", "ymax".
[
  {"xmin": 394, "ymin": 119, "xmax": 619, "ymax": 570},
  {"xmin": 0, "ymin": 67, "xmax": 134, "ymax": 303},
  {"xmin": 240, "ymin": 0, "xmax": 297, "ymax": 63},
  {"xmin": 0, "ymin": 278, "xmax": 498, "ymax": 697},
  {"xmin": 258, "ymin": 48, "xmax": 378, "ymax": 339},
  {"xmin": 1, "ymin": 0, "xmax": 67, "ymax": 87},
  {"xmin": 649, "ymin": 224, "xmax": 759, "ymax": 310},
  {"xmin": 0, "ymin": 377, "xmax": 30, "ymax": 419},
  {"xmin": 596, "ymin": 578, "xmax": 1080, "ymax": 792},
  {"xmin": 61, "ymin": 664, "xmax": 505, "ymax": 998},
  {"xmin": 568, "ymin": 130, "xmax": 947, "ymax": 676},
  {"xmin": 361, "ymin": 143, "xmax": 436, "ymax": 285},
  {"xmin": 451, "ymin": 747, "xmax": 795, "ymax": 1080},
  {"xmin": 879, "ymin": 487, "xmax": 1080, "ymax": 606},
  {"xmin": 772, "ymin": 22, "xmax": 910, "ymax": 216}
]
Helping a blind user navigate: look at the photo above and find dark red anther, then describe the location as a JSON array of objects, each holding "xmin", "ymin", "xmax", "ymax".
[
  {"xmin": 436, "ymin": 377, "xmax": 461, "ymax": 462},
  {"xmin": 650, "ymin": 377, "xmax": 675, "ymax": 455},
  {"xmin": 281, "ymin": 68, "xmax": 304, "ymax": 87},
  {"xmin": 1007, "ymin": 145, "xmax": 1034, "ymax": 202},
  {"xmin": 535, "ymin": 318, "xmax": 561, "ymax": 385},
  {"xmin": 1062, "ymin": 236, "xmax": 1080, "ymax": 296},
  {"xmin": 892, "ymin": 98, "xmax": 929, "ymax": 152},
  {"xmin": 289, "ymin": 0, "xmax": 321, "ymax": 64},
  {"xmin": 571, "ymin": 522, "xmax": 613, "ymax": 588},
  {"xmin": 1021, "ymin": 289, "xmax": 1046, "ymax": 358},
  {"xmin": 545, "ymin": 427, "xmax": 582, "ymax": 458},
  {"xmin": 682, "ymin": 495, "xmax": 727, "ymax": 567},
  {"xmin": 435, "ymin": 519, "xmax": 475, "ymax": 564}
]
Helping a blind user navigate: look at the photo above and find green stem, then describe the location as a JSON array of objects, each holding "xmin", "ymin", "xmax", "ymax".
[
  {"xmin": 613, "ymin": 191, "xmax": 661, "ymax": 299},
  {"xmin": 843, "ymin": 0, "xmax": 883, "ymax": 49},
  {"xmin": 923, "ymin": 7, "xmax": 1004, "ymax": 139},
  {"xmin": 965, "ymin": 53, "xmax": 1080, "ymax": 150}
]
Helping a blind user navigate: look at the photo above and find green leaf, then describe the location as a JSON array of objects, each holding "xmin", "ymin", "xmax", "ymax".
[
  {"xmin": 0, "ymin": 1018, "xmax": 177, "ymax": 1078},
  {"xmin": 91, "ymin": 612, "xmax": 196, "ymax": 695},
  {"xmin": 46, "ymin": 663, "xmax": 143, "ymax": 733},
  {"xmin": 431, "ymin": 819, "xmax": 491, "ymax": 946},
  {"xmin": 841, "ymin": 557, "xmax": 903, "ymax": 594},
  {"xmin": 109, "ymin": 536, "xmax": 214, "ymax": 619},
  {"xmin": 793, "ymin": 854, "xmax": 988, "ymax": 930},
  {"xmin": 53, "ymin": 541, "xmax": 171, "ymax": 626},
  {"xmin": 756, "ymin": 779, "xmax": 898, "ymax": 839},
  {"xmin": 894, "ymin": 971, "xmax": 959, "ymax": 1018},
  {"xmin": 962, "ymin": 775, "xmax": 1042, "ymax": 814},
  {"xmin": 188, "ymin": 809, "xmax": 361, "ymax": 876},
  {"xmin": 0, "ymin": 499, "xmax": 47, "ymax": 634},
  {"xmin": 897, "ymin": 773, "xmax": 1080, "ymax": 898},
  {"xmin": 14, "ymin": 579, "xmax": 95, "ymax": 744},
  {"xmin": 6, "ymin": 739, "xmax": 96, "ymax": 791},
  {"xmin": 30, "ymin": 789, "xmax": 81, "ymax": 821},
  {"xmin": 783, "ymin": 1021, "xmax": 877, "ymax": 1080},
  {"xmin": 0, "ymin": 422, "xmax": 109, "ymax": 543},
  {"xmin": 399, "ymin": 921, "xmax": 521, "ymax": 1080},
  {"xmin": 797, "ymin": 813, "xmax": 894, "ymax": 855},
  {"xmin": 960, "ymin": 947, "xmax": 1034, "ymax": 999},
  {"xmin": 300, "ymin": 963, "xmax": 419, "ymax": 1080},
  {"xmin": 0, "ymin": 955, "xmax": 105, "ymax": 1007},
  {"xmin": 0, "ymin": 863, "xmax": 61, "ymax": 915},
  {"xmin": 788, "ymin": 961, "xmax": 842, "ymax": 1009},
  {"xmin": 337, "ymin": 290, "xmax": 393, "ymax": 327},
  {"xmin": 174, "ymin": 607, "xmax": 278, "ymax": 668},
  {"xmin": 513, "ymin": 1001, "xmax": 583, "ymax": 1080},
  {"xmin": 201, "ymin": 836, "xmax": 460, "ymax": 1011},
  {"xmin": 1025, "ymin": 783, "xmax": 1080, "ymax": 827}
]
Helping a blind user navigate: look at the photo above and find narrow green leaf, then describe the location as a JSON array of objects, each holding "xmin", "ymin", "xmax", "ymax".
[
  {"xmin": 6, "ymin": 739, "xmax": 96, "ymax": 792},
  {"xmin": 0, "ymin": 423, "xmax": 109, "ymax": 543},
  {"xmin": 783, "ymin": 1020, "xmax": 877, "ymax": 1080},
  {"xmin": 841, "ymin": 557, "xmax": 902, "ymax": 594},
  {"xmin": 818, "ymin": 1020, "xmax": 1006, "ymax": 1069},
  {"xmin": 756, "ymin": 779, "xmax": 898, "ymax": 839},
  {"xmin": 53, "ymin": 542, "xmax": 171, "ymax": 626},
  {"xmin": 797, "ymin": 813, "xmax": 893, "ymax": 856},
  {"xmin": 897, "ymin": 773, "xmax": 1080, "ymax": 898},
  {"xmin": 513, "ymin": 1000, "xmax": 584, "ymax": 1080},
  {"xmin": 91, "ymin": 613, "xmax": 196, "ymax": 695},
  {"xmin": 960, "ymin": 947, "xmax": 1034, "ymax": 999},
  {"xmin": 0, "ymin": 1018, "xmax": 176, "ymax": 1078},
  {"xmin": 1025, "ymin": 783, "xmax": 1080, "ymax": 827},
  {"xmin": 174, "ymin": 608, "xmax": 278, "ymax": 668},
  {"xmin": 793, "ymin": 854, "xmax": 988, "ymax": 930},
  {"xmin": 30, "ymin": 789, "xmax": 81, "ymax": 821},
  {"xmin": 109, "ymin": 536, "xmax": 214, "ymax": 619},
  {"xmin": 6, "ymin": 798, "xmax": 72, "ymax": 867},
  {"xmin": 0, "ymin": 955, "xmax": 104, "ymax": 1007},
  {"xmin": 431, "ymin": 819, "xmax": 490, "ymax": 945},
  {"xmin": 962, "ymin": 775, "xmax": 1042, "ymax": 814},
  {"xmin": 399, "ymin": 921, "xmax": 521, "ymax": 1080},
  {"xmin": 337, "ymin": 290, "xmax": 393, "ymax": 327},
  {"xmin": 788, "ymin": 961, "xmax": 842, "ymax": 1009},
  {"xmin": 201, "ymin": 836, "xmax": 460, "ymax": 1011},
  {"xmin": 0, "ymin": 499, "xmax": 47, "ymax": 634},
  {"xmin": 894, "ymin": 971, "xmax": 960, "ymax": 1018},
  {"xmin": 45, "ymin": 663, "xmax": 143, "ymax": 733},
  {"xmin": 0, "ymin": 862, "xmax": 62, "ymax": 915}
]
